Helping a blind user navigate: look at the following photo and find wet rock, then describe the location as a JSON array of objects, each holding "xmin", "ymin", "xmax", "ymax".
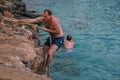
[
  {"xmin": 13, "ymin": 0, "xmax": 26, "ymax": 11},
  {"xmin": 0, "ymin": 0, "xmax": 4, "ymax": 4},
  {"xmin": 74, "ymin": 22, "xmax": 88, "ymax": 29},
  {"xmin": 0, "ymin": 12, "xmax": 3, "ymax": 17},
  {"xmin": 21, "ymin": 11, "xmax": 41, "ymax": 18}
]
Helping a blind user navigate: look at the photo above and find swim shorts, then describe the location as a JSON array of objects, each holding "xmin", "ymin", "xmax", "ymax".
[{"xmin": 45, "ymin": 36, "xmax": 64, "ymax": 49}]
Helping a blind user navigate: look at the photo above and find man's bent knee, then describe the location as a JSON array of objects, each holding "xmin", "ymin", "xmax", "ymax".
[{"xmin": 48, "ymin": 51, "xmax": 54, "ymax": 56}]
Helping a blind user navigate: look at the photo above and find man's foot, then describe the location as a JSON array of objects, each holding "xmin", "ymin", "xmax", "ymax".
[
  {"xmin": 38, "ymin": 69, "xmax": 46, "ymax": 75},
  {"xmin": 42, "ymin": 66, "xmax": 47, "ymax": 71}
]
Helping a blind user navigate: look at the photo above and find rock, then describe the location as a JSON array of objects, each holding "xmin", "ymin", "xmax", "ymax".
[
  {"xmin": 5, "ymin": 1, "xmax": 12, "ymax": 8},
  {"xmin": 21, "ymin": 11, "xmax": 41, "ymax": 18},
  {"xmin": 0, "ymin": 27, "xmax": 51, "ymax": 79},
  {"xmin": 3, "ymin": 11, "xmax": 14, "ymax": 18},
  {"xmin": 13, "ymin": 1, "xmax": 26, "ymax": 11},
  {"xmin": 0, "ymin": 64, "xmax": 51, "ymax": 80},
  {"xmin": 0, "ymin": 0, "xmax": 4, "ymax": 4},
  {"xmin": 0, "ymin": 1, "xmax": 51, "ymax": 80},
  {"xmin": 0, "ymin": 56, "xmax": 25, "ymax": 67},
  {"xmin": 74, "ymin": 22, "xmax": 88, "ymax": 29},
  {"xmin": 0, "ymin": 12, "xmax": 3, "ymax": 17},
  {"xmin": 0, "ymin": 33, "xmax": 8, "ymax": 39}
]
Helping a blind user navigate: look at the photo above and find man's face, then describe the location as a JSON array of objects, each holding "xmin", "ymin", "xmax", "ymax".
[{"xmin": 43, "ymin": 11, "xmax": 49, "ymax": 18}]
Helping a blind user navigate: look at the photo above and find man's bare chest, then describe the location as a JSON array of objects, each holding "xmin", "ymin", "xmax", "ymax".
[{"xmin": 42, "ymin": 21, "xmax": 54, "ymax": 29}]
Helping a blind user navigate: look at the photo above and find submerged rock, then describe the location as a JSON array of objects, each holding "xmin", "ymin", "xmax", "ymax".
[{"xmin": 74, "ymin": 22, "xmax": 87, "ymax": 29}]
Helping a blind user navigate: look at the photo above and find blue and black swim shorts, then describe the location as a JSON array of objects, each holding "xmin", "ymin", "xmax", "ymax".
[{"xmin": 45, "ymin": 36, "xmax": 64, "ymax": 49}]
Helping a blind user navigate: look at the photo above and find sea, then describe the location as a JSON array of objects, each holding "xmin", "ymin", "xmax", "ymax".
[{"xmin": 23, "ymin": 0, "xmax": 120, "ymax": 80}]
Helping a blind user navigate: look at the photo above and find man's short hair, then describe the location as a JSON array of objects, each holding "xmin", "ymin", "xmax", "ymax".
[
  {"xmin": 67, "ymin": 34, "xmax": 72, "ymax": 41},
  {"xmin": 44, "ymin": 9, "xmax": 52, "ymax": 15}
]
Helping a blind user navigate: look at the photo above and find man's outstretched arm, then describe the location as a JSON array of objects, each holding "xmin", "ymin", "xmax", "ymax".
[{"xmin": 13, "ymin": 16, "xmax": 44, "ymax": 24}]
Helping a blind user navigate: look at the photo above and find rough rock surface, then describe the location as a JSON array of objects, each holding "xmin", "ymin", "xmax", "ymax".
[{"xmin": 0, "ymin": 0, "xmax": 51, "ymax": 80}]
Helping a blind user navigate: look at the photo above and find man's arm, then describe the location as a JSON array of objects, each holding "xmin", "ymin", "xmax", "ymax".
[{"xmin": 14, "ymin": 16, "xmax": 44, "ymax": 24}]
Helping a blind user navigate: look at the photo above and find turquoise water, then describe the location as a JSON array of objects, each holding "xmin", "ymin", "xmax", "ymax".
[{"xmin": 23, "ymin": 0, "xmax": 120, "ymax": 80}]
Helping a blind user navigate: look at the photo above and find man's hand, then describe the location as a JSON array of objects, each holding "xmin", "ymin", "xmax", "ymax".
[
  {"xmin": 12, "ymin": 20, "xmax": 24, "ymax": 24},
  {"xmin": 42, "ymin": 27, "xmax": 48, "ymax": 32},
  {"xmin": 12, "ymin": 20, "xmax": 19, "ymax": 24}
]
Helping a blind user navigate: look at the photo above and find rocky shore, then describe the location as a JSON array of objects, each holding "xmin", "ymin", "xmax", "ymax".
[{"xmin": 0, "ymin": 0, "xmax": 51, "ymax": 80}]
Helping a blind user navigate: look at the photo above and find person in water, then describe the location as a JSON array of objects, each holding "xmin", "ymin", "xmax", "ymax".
[
  {"xmin": 13, "ymin": 9, "xmax": 64, "ymax": 71},
  {"xmin": 64, "ymin": 34, "xmax": 74, "ymax": 54}
]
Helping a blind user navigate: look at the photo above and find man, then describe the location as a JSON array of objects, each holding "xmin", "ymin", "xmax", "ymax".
[
  {"xmin": 64, "ymin": 34, "xmax": 74, "ymax": 50},
  {"xmin": 64, "ymin": 34, "xmax": 74, "ymax": 54},
  {"xmin": 13, "ymin": 9, "xmax": 64, "ymax": 70}
]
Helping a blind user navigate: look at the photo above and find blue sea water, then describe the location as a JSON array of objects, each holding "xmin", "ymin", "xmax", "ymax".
[{"xmin": 23, "ymin": 0, "xmax": 120, "ymax": 80}]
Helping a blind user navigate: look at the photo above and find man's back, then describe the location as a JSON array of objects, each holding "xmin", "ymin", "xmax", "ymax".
[{"xmin": 64, "ymin": 40, "xmax": 74, "ymax": 49}]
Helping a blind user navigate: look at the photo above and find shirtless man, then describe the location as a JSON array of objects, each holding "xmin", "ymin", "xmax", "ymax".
[
  {"xmin": 13, "ymin": 9, "xmax": 64, "ymax": 70},
  {"xmin": 64, "ymin": 34, "xmax": 74, "ymax": 50}
]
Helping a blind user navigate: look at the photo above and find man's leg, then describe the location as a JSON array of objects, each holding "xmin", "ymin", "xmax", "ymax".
[
  {"xmin": 42, "ymin": 45, "xmax": 49, "ymax": 68},
  {"xmin": 43, "ymin": 44, "xmax": 58, "ymax": 70}
]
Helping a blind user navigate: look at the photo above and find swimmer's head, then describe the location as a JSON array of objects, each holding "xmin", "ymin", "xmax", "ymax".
[{"xmin": 67, "ymin": 34, "xmax": 72, "ymax": 41}]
